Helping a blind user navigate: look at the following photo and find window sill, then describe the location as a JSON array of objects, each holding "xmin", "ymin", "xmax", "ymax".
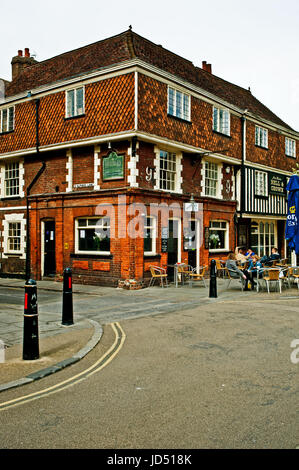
[
  {"xmin": 3, "ymin": 252, "xmax": 22, "ymax": 257},
  {"xmin": 0, "ymin": 130, "xmax": 14, "ymax": 136},
  {"xmin": 167, "ymin": 114, "xmax": 191, "ymax": 124},
  {"xmin": 0, "ymin": 196, "xmax": 21, "ymax": 201},
  {"xmin": 212, "ymin": 130, "xmax": 231, "ymax": 139},
  {"xmin": 255, "ymin": 144, "xmax": 268, "ymax": 150},
  {"xmin": 254, "ymin": 194, "xmax": 268, "ymax": 199},
  {"xmin": 70, "ymin": 253, "xmax": 112, "ymax": 259},
  {"xmin": 285, "ymin": 154, "xmax": 296, "ymax": 159},
  {"xmin": 209, "ymin": 249, "xmax": 230, "ymax": 253},
  {"xmin": 64, "ymin": 114, "xmax": 85, "ymax": 121},
  {"xmin": 144, "ymin": 253, "xmax": 161, "ymax": 258}
]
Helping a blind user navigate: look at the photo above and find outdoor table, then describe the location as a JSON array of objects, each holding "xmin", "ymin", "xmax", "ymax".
[{"xmin": 167, "ymin": 263, "xmax": 187, "ymax": 287}]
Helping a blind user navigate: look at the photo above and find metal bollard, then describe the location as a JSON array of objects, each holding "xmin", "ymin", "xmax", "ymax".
[
  {"xmin": 23, "ymin": 279, "xmax": 39, "ymax": 360},
  {"xmin": 209, "ymin": 259, "xmax": 218, "ymax": 298},
  {"xmin": 62, "ymin": 268, "xmax": 74, "ymax": 326}
]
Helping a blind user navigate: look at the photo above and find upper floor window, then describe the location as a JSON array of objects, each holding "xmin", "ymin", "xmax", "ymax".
[
  {"xmin": 255, "ymin": 170, "xmax": 268, "ymax": 197},
  {"xmin": 204, "ymin": 161, "xmax": 219, "ymax": 197},
  {"xmin": 213, "ymin": 107, "xmax": 230, "ymax": 136},
  {"xmin": 168, "ymin": 87, "xmax": 190, "ymax": 121},
  {"xmin": 159, "ymin": 150, "xmax": 177, "ymax": 191},
  {"xmin": 0, "ymin": 106, "xmax": 14, "ymax": 133},
  {"xmin": 66, "ymin": 87, "xmax": 84, "ymax": 118},
  {"xmin": 285, "ymin": 137, "xmax": 296, "ymax": 158},
  {"xmin": 5, "ymin": 162, "xmax": 19, "ymax": 196},
  {"xmin": 255, "ymin": 125, "xmax": 268, "ymax": 149},
  {"xmin": 76, "ymin": 217, "xmax": 110, "ymax": 254}
]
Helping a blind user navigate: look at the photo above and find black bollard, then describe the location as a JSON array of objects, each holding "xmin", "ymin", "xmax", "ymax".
[
  {"xmin": 23, "ymin": 279, "xmax": 39, "ymax": 360},
  {"xmin": 209, "ymin": 259, "xmax": 218, "ymax": 298},
  {"xmin": 62, "ymin": 268, "xmax": 74, "ymax": 326}
]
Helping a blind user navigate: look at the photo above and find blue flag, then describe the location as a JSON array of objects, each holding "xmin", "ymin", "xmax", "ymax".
[{"xmin": 285, "ymin": 174, "xmax": 299, "ymax": 254}]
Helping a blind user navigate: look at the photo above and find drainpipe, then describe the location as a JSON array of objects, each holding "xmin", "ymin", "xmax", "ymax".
[
  {"xmin": 25, "ymin": 98, "xmax": 46, "ymax": 281},
  {"xmin": 240, "ymin": 111, "xmax": 247, "ymax": 216}
]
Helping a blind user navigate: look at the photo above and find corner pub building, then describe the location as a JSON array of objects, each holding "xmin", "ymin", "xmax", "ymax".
[{"xmin": 0, "ymin": 29, "xmax": 298, "ymax": 285}]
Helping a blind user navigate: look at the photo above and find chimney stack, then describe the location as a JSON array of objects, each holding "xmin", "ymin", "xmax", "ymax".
[
  {"xmin": 202, "ymin": 61, "xmax": 212, "ymax": 74},
  {"xmin": 11, "ymin": 48, "xmax": 37, "ymax": 81}
]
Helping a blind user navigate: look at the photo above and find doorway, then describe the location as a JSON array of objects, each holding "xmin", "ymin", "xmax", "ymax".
[
  {"xmin": 43, "ymin": 221, "xmax": 56, "ymax": 277},
  {"xmin": 167, "ymin": 219, "xmax": 181, "ymax": 281}
]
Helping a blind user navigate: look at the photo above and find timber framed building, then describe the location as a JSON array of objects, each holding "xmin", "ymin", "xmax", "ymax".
[{"xmin": 0, "ymin": 29, "xmax": 298, "ymax": 284}]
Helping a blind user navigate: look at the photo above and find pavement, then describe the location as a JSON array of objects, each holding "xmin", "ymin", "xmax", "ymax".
[{"xmin": 0, "ymin": 275, "xmax": 298, "ymax": 394}]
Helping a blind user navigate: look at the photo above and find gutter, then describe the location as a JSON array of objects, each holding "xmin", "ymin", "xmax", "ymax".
[{"xmin": 25, "ymin": 98, "xmax": 46, "ymax": 281}]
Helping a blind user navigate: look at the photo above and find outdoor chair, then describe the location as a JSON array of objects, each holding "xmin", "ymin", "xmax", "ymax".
[
  {"xmin": 288, "ymin": 267, "xmax": 299, "ymax": 290},
  {"xmin": 189, "ymin": 266, "xmax": 207, "ymax": 288},
  {"xmin": 216, "ymin": 259, "xmax": 228, "ymax": 278},
  {"xmin": 226, "ymin": 269, "xmax": 245, "ymax": 291},
  {"xmin": 149, "ymin": 265, "xmax": 168, "ymax": 288},
  {"xmin": 176, "ymin": 264, "xmax": 193, "ymax": 285},
  {"xmin": 263, "ymin": 269, "xmax": 282, "ymax": 294}
]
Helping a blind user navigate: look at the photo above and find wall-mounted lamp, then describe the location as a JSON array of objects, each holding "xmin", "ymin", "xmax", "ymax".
[
  {"xmin": 108, "ymin": 141, "xmax": 111, "ymax": 149},
  {"xmin": 225, "ymin": 166, "xmax": 231, "ymax": 174}
]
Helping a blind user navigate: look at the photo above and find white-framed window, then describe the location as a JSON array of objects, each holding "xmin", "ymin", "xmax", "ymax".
[
  {"xmin": 168, "ymin": 87, "xmax": 190, "ymax": 121},
  {"xmin": 213, "ymin": 106, "xmax": 230, "ymax": 136},
  {"xmin": 159, "ymin": 150, "xmax": 177, "ymax": 191},
  {"xmin": 0, "ymin": 106, "xmax": 14, "ymax": 133},
  {"xmin": 285, "ymin": 137, "xmax": 296, "ymax": 158},
  {"xmin": 209, "ymin": 220, "xmax": 229, "ymax": 251},
  {"xmin": 204, "ymin": 161, "xmax": 219, "ymax": 197},
  {"xmin": 255, "ymin": 125, "xmax": 268, "ymax": 148},
  {"xmin": 144, "ymin": 216, "xmax": 156, "ymax": 255},
  {"xmin": 4, "ymin": 162, "xmax": 19, "ymax": 196},
  {"xmin": 66, "ymin": 86, "xmax": 84, "ymax": 118},
  {"xmin": 2, "ymin": 213, "xmax": 26, "ymax": 259},
  {"xmin": 255, "ymin": 170, "xmax": 268, "ymax": 196},
  {"xmin": 7, "ymin": 222, "xmax": 21, "ymax": 252},
  {"xmin": 75, "ymin": 217, "xmax": 110, "ymax": 254}
]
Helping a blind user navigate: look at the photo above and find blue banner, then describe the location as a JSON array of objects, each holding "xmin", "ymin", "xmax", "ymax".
[{"xmin": 285, "ymin": 174, "xmax": 299, "ymax": 254}]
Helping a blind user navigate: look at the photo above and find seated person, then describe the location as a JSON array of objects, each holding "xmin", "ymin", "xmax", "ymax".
[
  {"xmin": 245, "ymin": 248, "xmax": 255, "ymax": 259},
  {"xmin": 235, "ymin": 247, "xmax": 248, "ymax": 264},
  {"xmin": 248, "ymin": 255, "xmax": 262, "ymax": 282},
  {"xmin": 226, "ymin": 253, "xmax": 253, "ymax": 291},
  {"xmin": 262, "ymin": 247, "xmax": 280, "ymax": 266}
]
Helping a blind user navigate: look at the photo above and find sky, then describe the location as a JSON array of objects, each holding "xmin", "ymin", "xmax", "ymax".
[{"xmin": 0, "ymin": 0, "xmax": 298, "ymax": 131}]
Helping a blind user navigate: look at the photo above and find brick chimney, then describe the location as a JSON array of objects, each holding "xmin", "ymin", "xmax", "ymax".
[
  {"xmin": 11, "ymin": 48, "xmax": 37, "ymax": 80},
  {"xmin": 202, "ymin": 61, "xmax": 212, "ymax": 74}
]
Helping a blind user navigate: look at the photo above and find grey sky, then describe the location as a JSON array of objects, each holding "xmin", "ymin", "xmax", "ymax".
[{"xmin": 1, "ymin": 0, "xmax": 298, "ymax": 131}]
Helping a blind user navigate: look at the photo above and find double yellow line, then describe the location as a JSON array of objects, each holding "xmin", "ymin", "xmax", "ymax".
[{"xmin": 0, "ymin": 322, "xmax": 125, "ymax": 412}]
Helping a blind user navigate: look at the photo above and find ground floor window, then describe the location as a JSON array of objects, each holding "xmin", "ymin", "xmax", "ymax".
[
  {"xmin": 8, "ymin": 222, "xmax": 21, "ymax": 252},
  {"xmin": 250, "ymin": 220, "xmax": 276, "ymax": 257},
  {"xmin": 76, "ymin": 217, "xmax": 110, "ymax": 254},
  {"xmin": 209, "ymin": 220, "xmax": 229, "ymax": 251},
  {"xmin": 144, "ymin": 216, "xmax": 156, "ymax": 255}
]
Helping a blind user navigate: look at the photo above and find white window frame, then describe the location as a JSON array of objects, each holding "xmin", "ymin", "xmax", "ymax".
[
  {"xmin": 203, "ymin": 161, "xmax": 222, "ymax": 199},
  {"xmin": 213, "ymin": 106, "xmax": 230, "ymax": 136},
  {"xmin": 0, "ymin": 160, "xmax": 24, "ymax": 199},
  {"xmin": 143, "ymin": 216, "xmax": 157, "ymax": 256},
  {"xmin": 0, "ymin": 106, "xmax": 14, "ymax": 133},
  {"xmin": 75, "ymin": 217, "xmax": 110, "ymax": 255},
  {"xmin": 167, "ymin": 86, "xmax": 190, "ymax": 121},
  {"xmin": 209, "ymin": 220, "xmax": 229, "ymax": 252},
  {"xmin": 255, "ymin": 170, "xmax": 268, "ymax": 197},
  {"xmin": 154, "ymin": 147, "xmax": 183, "ymax": 194},
  {"xmin": 255, "ymin": 125, "xmax": 268, "ymax": 148},
  {"xmin": 65, "ymin": 86, "xmax": 85, "ymax": 118},
  {"xmin": 285, "ymin": 137, "xmax": 296, "ymax": 158},
  {"xmin": 2, "ymin": 213, "xmax": 26, "ymax": 259}
]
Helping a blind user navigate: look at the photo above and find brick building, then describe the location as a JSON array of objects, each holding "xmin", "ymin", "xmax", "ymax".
[{"xmin": 0, "ymin": 29, "xmax": 298, "ymax": 285}]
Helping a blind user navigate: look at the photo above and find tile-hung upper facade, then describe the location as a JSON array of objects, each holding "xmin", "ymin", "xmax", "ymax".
[{"xmin": 0, "ymin": 29, "xmax": 298, "ymax": 283}]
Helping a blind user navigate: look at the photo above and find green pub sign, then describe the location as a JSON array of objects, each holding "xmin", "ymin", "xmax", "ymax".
[{"xmin": 103, "ymin": 151, "xmax": 124, "ymax": 180}]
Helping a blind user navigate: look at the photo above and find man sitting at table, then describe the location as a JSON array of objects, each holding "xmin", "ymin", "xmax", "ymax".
[
  {"xmin": 235, "ymin": 247, "xmax": 248, "ymax": 264},
  {"xmin": 226, "ymin": 253, "xmax": 253, "ymax": 291},
  {"xmin": 262, "ymin": 247, "xmax": 281, "ymax": 266}
]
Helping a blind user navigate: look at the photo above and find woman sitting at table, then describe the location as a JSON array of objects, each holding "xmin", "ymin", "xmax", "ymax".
[
  {"xmin": 226, "ymin": 253, "xmax": 253, "ymax": 291},
  {"xmin": 248, "ymin": 255, "xmax": 262, "ymax": 284}
]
